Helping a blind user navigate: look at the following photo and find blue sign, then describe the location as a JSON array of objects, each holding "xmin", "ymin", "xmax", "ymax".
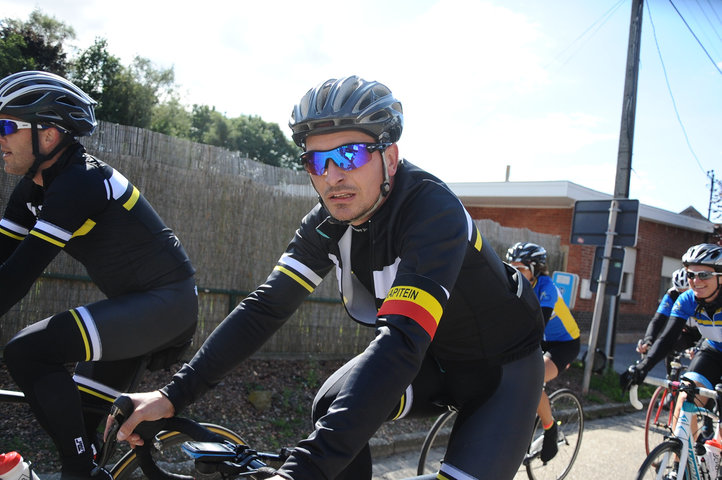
[{"xmin": 552, "ymin": 271, "xmax": 579, "ymax": 309}]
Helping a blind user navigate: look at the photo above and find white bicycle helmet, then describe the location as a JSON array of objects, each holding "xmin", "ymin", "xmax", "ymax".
[
  {"xmin": 671, "ymin": 268, "xmax": 689, "ymax": 291},
  {"xmin": 682, "ymin": 244, "xmax": 722, "ymax": 272}
]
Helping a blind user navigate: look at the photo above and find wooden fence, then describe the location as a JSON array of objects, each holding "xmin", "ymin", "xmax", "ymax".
[{"xmin": 0, "ymin": 122, "xmax": 562, "ymax": 359}]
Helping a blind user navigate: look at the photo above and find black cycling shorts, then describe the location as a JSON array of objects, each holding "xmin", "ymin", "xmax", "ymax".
[{"xmin": 542, "ymin": 337, "xmax": 581, "ymax": 372}]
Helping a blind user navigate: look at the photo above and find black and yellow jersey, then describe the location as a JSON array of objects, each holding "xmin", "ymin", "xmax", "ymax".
[
  {"xmin": 0, "ymin": 143, "xmax": 194, "ymax": 315},
  {"xmin": 162, "ymin": 160, "xmax": 543, "ymax": 480}
]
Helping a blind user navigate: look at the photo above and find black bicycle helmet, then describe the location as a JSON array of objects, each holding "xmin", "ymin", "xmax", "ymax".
[
  {"xmin": 682, "ymin": 244, "xmax": 722, "ymax": 272},
  {"xmin": 289, "ymin": 76, "xmax": 403, "ymax": 148},
  {"xmin": 0, "ymin": 70, "xmax": 97, "ymax": 136},
  {"xmin": 672, "ymin": 268, "xmax": 689, "ymax": 291}
]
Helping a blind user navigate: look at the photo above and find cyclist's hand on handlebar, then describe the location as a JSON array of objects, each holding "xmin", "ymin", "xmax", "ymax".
[
  {"xmin": 619, "ymin": 364, "xmax": 646, "ymax": 393},
  {"xmin": 636, "ymin": 339, "xmax": 651, "ymax": 354},
  {"xmin": 104, "ymin": 391, "xmax": 175, "ymax": 447}
]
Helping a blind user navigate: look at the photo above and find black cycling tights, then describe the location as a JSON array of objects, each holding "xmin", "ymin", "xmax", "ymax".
[
  {"xmin": 3, "ymin": 312, "xmax": 144, "ymax": 475},
  {"xmin": 313, "ymin": 348, "xmax": 544, "ymax": 480}
]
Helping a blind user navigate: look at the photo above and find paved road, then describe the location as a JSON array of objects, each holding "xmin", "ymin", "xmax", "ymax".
[{"xmin": 373, "ymin": 408, "xmax": 649, "ymax": 479}]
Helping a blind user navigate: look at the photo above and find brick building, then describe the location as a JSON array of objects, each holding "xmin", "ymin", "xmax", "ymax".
[{"xmin": 447, "ymin": 180, "xmax": 716, "ymax": 339}]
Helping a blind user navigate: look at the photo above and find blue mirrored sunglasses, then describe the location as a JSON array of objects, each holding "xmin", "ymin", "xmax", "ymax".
[
  {"xmin": 0, "ymin": 119, "xmax": 35, "ymax": 137},
  {"xmin": 300, "ymin": 142, "xmax": 391, "ymax": 176}
]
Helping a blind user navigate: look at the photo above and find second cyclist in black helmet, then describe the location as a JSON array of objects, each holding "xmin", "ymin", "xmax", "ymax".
[
  {"xmin": 0, "ymin": 71, "xmax": 198, "ymax": 480},
  {"xmin": 506, "ymin": 241, "xmax": 581, "ymax": 463},
  {"xmin": 113, "ymin": 76, "xmax": 545, "ymax": 480}
]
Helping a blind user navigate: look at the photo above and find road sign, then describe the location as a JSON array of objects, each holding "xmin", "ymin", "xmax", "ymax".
[
  {"xmin": 552, "ymin": 271, "xmax": 579, "ymax": 309},
  {"xmin": 570, "ymin": 199, "xmax": 639, "ymax": 247},
  {"xmin": 590, "ymin": 246, "xmax": 625, "ymax": 296}
]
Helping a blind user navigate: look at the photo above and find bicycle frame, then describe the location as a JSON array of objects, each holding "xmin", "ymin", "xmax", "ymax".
[{"xmin": 632, "ymin": 377, "xmax": 720, "ymax": 480}]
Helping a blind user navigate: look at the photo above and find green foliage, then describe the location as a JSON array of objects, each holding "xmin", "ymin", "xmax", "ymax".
[
  {"xmin": 151, "ymin": 95, "xmax": 192, "ymax": 137},
  {"xmin": 589, "ymin": 365, "xmax": 655, "ymax": 403},
  {"xmin": 0, "ymin": 9, "xmax": 75, "ymax": 77}
]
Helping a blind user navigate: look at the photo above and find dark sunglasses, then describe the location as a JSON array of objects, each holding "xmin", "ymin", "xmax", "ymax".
[
  {"xmin": 300, "ymin": 142, "xmax": 391, "ymax": 176},
  {"xmin": 0, "ymin": 119, "xmax": 36, "ymax": 137},
  {"xmin": 686, "ymin": 271, "xmax": 721, "ymax": 281}
]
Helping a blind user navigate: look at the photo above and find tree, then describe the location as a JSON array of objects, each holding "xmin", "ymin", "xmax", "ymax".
[
  {"xmin": 0, "ymin": 9, "xmax": 75, "ymax": 77},
  {"xmin": 227, "ymin": 115, "xmax": 300, "ymax": 169},
  {"xmin": 151, "ymin": 95, "xmax": 192, "ymax": 138},
  {"xmin": 72, "ymin": 39, "xmax": 176, "ymax": 129}
]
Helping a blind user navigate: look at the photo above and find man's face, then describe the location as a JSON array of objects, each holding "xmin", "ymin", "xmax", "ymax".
[
  {"xmin": 0, "ymin": 116, "xmax": 36, "ymax": 176},
  {"xmin": 304, "ymin": 130, "xmax": 397, "ymax": 225},
  {"xmin": 686, "ymin": 265, "xmax": 721, "ymax": 301}
]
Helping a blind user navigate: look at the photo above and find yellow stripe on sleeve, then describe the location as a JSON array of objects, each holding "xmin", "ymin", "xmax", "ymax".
[
  {"xmin": 274, "ymin": 266, "xmax": 314, "ymax": 292},
  {"xmin": 29, "ymin": 230, "xmax": 66, "ymax": 248},
  {"xmin": 123, "ymin": 186, "xmax": 140, "ymax": 210}
]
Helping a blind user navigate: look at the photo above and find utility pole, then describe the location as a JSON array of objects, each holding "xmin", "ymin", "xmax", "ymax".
[
  {"xmin": 583, "ymin": 0, "xmax": 644, "ymax": 394},
  {"xmin": 708, "ymin": 170, "xmax": 716, "ymax": 220},
  {"xmin": 614, "ymin": 0, "xmax": 644, "ymax": 199}
]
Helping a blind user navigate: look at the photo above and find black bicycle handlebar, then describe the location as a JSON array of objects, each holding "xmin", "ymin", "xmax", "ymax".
[{"xmin": 111, "ymin": 394, "xmax": 268, "ymax": 480}]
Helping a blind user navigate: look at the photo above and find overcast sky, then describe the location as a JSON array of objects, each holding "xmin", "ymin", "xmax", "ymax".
[{"xmin": 5, "ymin": 0, "xmax": 721, "ymax": 220}]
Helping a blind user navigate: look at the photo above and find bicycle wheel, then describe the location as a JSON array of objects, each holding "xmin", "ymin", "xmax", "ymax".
[
  {"xmin": 525, "ymin": 389, "xmax": 584, "ymax": 480},
  {"xmin": 645, "ymin": 386, "xmax": 676, "ymax": 454},
  {"xmin": 636, "ymin": 439, "xmax": 691, "ymax": 480},
  {"xmin": 110, "ymin": 423, "xmax": 245, "ymax": 480},
  {"xmin": 416, "ymin": 410, "xmax": 456, "ymax": 475}
]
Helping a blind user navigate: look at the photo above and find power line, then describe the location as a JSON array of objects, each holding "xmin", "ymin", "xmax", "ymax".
[
  {"xmin": 668, "ymin": 0, "xmax": 722, "ymax": 75},
  {"xmin": 647, "ymin": 0, "xmax": 708, "ymax": 175},
  {"xmin": 544, "ymin": 0, "xmax": 627, "ymax": 70}
]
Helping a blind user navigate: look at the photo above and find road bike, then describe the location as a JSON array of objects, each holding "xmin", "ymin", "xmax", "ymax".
[
  {"xmin": 643, "ymin": 350, "xmax": 696, "ymax": 454},
  {"xmin": 630, "ymin": 377, "xmax": 721, "ymax": 480},
  {"xmin": 416, "ymin": 387, "xmax": 584, "ymax": 480},
  {"xmin": 0, "ymin": 352, "xmax": 244, "ymax": 480},
  {"xmin": 108, "ymin": 394, "xmax": 441, "ymax": 480}
]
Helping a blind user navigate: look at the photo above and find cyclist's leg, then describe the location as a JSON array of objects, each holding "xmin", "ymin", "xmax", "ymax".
[
  {"xmin": 2, "ymin": 277, "xmax": 197, "ymax": 477},
  {"xmin": 74, "ymin": 357, "xmax": 147, "ymax": 449},
  {"xmin": 538, "ymin": 338, "xmax": 579, "ymax": 462},
  {"xmin": 440, "ymin": 347, "xmax": 544, "ymax": 480},
  {"xmin": 310, "ymin": 353, "xmax": 445, "ymax": 480},
  {"xmin": 4, "ymin": 312, "xmax": 98, "ymax": 474}
]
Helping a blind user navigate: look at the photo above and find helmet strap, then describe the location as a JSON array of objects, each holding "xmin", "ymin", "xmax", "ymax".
[{"xmin": 25, "ymin": 124, "xmax": 74, "ymax": 179}]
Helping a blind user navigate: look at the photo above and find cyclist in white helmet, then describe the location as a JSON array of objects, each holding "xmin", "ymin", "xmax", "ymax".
[
  {"xmin": 636, "ymin": 267, "xmax": 700, "ymax": 373},
  {"xmin": 622, "ymin": 244, "xmax": 722, "ymax": 437}
]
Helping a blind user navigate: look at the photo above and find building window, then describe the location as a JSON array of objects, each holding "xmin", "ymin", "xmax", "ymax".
[
  {"xmin": 619, "ymin": 247, "xmax": 636, "ymax": 301},
  {"xmin": 659, "ymin": 256, "xmax": 683, "ymax": 302}
]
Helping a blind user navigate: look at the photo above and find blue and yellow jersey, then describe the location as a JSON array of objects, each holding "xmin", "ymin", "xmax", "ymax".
[
  {"xmin": 533, "ymin": 275, "xmax": 580, "ymax": 342},
  {"xmin": 672, "ymin": 289, "xmax": 722, "ymax": 351}
]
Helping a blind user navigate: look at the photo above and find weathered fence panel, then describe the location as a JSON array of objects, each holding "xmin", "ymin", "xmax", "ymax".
[{"xmin": 0, "ymin": 122, "xmax": 561, "ymax": 359}]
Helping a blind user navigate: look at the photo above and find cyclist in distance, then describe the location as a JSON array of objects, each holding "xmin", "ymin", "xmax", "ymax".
[
  {"xmin": 113, "ymin": 76, "xmax": 546, "ymax": 480},
  {"xmin": 636, "ymin": 267, "xmax": 700, "ymax": 374},
  {"xmin": 0, "ymin": 71, "xmax": 198, "ymax": 480},
  {"xmin": 506, "ymin": 241, "xmax": 581, "ymax": 463},
  {"xmin": 621, "ymin": 244, "xmax": 722, "ymax": 431}
]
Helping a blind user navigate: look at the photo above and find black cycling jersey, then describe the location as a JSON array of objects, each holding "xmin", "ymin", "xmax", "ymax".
[
  {"xmin": 161, "ymin": 160, "xmax": 544, "ymax": 480},
  {"xmin": 0, "ymin": 143, "xmax": 194, "ymax": 313}
]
